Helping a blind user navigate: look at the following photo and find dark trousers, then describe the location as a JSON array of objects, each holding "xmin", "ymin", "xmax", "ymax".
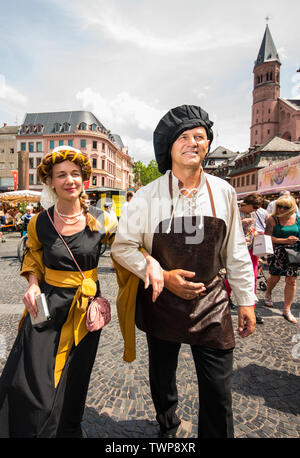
[{"xmin": 146, "ymin": 334, "xmax": 234, "ymax": 438}]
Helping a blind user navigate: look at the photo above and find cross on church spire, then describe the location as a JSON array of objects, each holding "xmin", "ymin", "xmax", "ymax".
[{"xmin": 265, "ymin": 16, "xmax": 270, "ymax": 24}]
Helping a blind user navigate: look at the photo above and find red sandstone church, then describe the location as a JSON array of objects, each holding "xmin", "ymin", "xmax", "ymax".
[
  {"xmin": 250, "ymin": 24, "xmax": 300, "ymax": 146},
  {"xmin": 205, "ymin": 24, "xmax": 300, "ymax": 197}
]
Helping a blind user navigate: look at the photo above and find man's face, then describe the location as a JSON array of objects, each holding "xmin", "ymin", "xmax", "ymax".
[{"xmin": 170, "ymin": 126, "xmax": 210, "ymax": 171}]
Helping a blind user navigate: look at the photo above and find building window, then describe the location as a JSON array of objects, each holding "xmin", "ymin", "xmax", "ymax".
[
  {"xmin": 29, "ymin": 158, "xmax": 34, "ymax": 169},
  {"xmin": 37, "ymin": 175, "xmax": 41, "ymax": 184},
  {"xmin": 102, "ymin": 143, "xmax": 105, "ymax": 151},
  {"xmin": 29, "ymin": 174, "xmax": 34, "ymax": 185},
  {"xmin": 241, "ymin": 176, "xmax": 245, "ymax": 186},
  {"xmin": 92, "ymin": 158, "xmax": 97, "ymax": 168},
  {"xmin": 68, "ymin": 140, "xmax": 73, "ymax": 147},
  {"xmin": 80, "ymin": 139, "xmax": 86, "ymax": 148},
  {"xmin": 9, "ymin": 148, "xmax": 14, "ymax": 154},
  {"xmin": 93, "ymin": 141, "xmax": 97, "ymax": 149},
  {"xmin": 54, "ymin": 123, "xmax": 61, "ymax": 133},
  {"xmin": 246, "ymin": 175, "xmax": 250, "ymax": 185},
  {"xmin": 91, "ymin": 124, "xmax": 97, "ymax": 131},
  {"xmin": 50, "ymin": 140, "xmax": 54, "ymax": 149},
  {"xmin": 102, "ymin": 159, "xmax": 105, "ymax": 170},
  {"xmin": 92, "ymin": 175, "xmax": 97, "ymax": 186},
  {"xmin": 36, "ymin": 157, "xmax": 41, "ymax": 166},
  {"xmin": 63, "ymin": 122, "xmax": 70, "ymax": 132},
  {"xmin": 237, "ymin": 177, "xmax": 240, "ymax": 187},
  {"xmin": 29, "ymin": 142, "xmax": 34, "ymax": 152},
  {"xmin": 59, "ymin": 140, "xmax": 64, "ymax": 146},
  {"xmin": 79, "ymin": 122, "xmax": 87, "ymax": 130},
  {"xmin": 36, "ymin": 142, "xmax": 42, "ymax": 152},
  {"xmin": 252, "ymin": 174, "xmax": 256, "ymax": 185},
  {"xmin": 102, "ymin": 177, "xmax": 105, "ymax": 186},
  {"xmin": 21, "ymin": 142, "xmax": 26, "ymax": 151}
]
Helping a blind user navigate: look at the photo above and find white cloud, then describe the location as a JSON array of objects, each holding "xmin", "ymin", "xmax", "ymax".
[
  {"xmin": 53, "ymin": 0, "xmax": 253, "ymax": 54},
  {"xmin": 76, "ymin": 87, "xmax": 164, "ymax": 133},
  {"xmin": 122, "ymin": 136, "xmax": 154, "ymax": 163},
  {"xmin": 0, "ymin": 74, "xmax": 27, "ymax": 105},
  {"xmin": 76, "ymin": 87, "xmax": 165, "ymax": 162},
  {"xmin": 277, "ymin": 47, "xmax": 288, "ymax": 61},
  {"xmin": 291, "ymin": 74, "xmax": 300, "ymax": 98}
]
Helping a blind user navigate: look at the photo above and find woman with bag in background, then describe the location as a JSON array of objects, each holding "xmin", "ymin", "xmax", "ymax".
[
  {"xmin": 225, "ymin": 193, "xmax": 264, "ymax": 324},
  {"xmin": 0, "ymin": 146, "xmax": 118, "ymax": 437},
  {"xmin": 264, "ymin": 195, "xmax": 299, "ymax": 323}
]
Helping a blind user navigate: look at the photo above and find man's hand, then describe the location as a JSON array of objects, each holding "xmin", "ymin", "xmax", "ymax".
[
  {"xmin": 237, "ymin": 306, "xmax": 256, "ymax": 338},
  {"xmin": 163, "ymin": 269, "xmax": 206, "ymax": 300},
  {"xmin": 144, "ymin": 255, "xmax": 164, "ymax": 302}
]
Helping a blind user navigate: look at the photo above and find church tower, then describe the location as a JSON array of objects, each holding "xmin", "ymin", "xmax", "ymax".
[{"xmin": 250, "ymin": 24, "xmax": 281, "ymax": 147}]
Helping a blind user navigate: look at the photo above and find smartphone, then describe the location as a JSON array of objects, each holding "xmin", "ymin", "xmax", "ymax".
[{"xmin": 30, "ymin": 293, "xmax": 51, "ymax": 327}]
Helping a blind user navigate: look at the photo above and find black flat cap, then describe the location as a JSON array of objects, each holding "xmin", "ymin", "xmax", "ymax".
[{"xmin": 153, "ymin": 105, "xmax": 214, "ymax": 174}]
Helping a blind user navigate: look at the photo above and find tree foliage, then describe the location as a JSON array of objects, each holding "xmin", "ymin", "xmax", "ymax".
[{"xmin": 133, "ymin": 159, "xmax": 162, "ymax": 187}]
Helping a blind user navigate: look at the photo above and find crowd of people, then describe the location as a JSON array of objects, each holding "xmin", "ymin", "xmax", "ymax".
[
  {"xmin": 0, "ymin": 104, "xmax": 299, "ymax": 439},
  {"xmin": 0, "ymin": 204, "xmax": 40, "ymax": 242},
  {"xmin": 231, "ymin": 190, "xmax": 299, "ymax": 325}
]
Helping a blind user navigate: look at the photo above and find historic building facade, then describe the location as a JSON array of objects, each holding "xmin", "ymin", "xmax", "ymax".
[
  {"xmin": 0, "ymin": 124, "xmax": 19, "ymax": 191},
  {"xmin": 17, "ymin": 111, "xmax": 134, "ymax": 191}
]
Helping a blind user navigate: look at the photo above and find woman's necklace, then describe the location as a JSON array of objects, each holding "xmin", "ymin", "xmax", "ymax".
[{"xmin": 54, "ymin": 204, "xmax": 84, "ymax": 225}]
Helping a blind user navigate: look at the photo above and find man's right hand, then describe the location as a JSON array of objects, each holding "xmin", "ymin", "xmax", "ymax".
[{"xmin": 163, "ymin": 269, "xmax": 206, "ymax": 300}]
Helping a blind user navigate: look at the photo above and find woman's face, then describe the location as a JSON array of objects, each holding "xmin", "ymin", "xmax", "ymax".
[{"xmin": 49, "ymin": 160, "xmax": 83, "ymax": 202}]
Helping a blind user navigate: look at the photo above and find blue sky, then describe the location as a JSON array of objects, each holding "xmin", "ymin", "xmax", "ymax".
[{"xmin": 0, "ymin": 0, "xmax": 299, "ymax": 162}]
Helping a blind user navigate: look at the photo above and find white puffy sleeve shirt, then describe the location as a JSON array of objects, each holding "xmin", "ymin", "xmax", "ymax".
[{"xmin": 112, "ymin": 171, "xmax": 255, "ymax": 306}]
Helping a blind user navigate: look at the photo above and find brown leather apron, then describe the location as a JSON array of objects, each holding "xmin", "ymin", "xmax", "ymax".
[{"xmin": 135, "ymin": 175, "xmax": 235, "ymax": 350}]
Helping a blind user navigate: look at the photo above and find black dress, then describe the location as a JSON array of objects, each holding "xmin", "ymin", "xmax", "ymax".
[{"xmin": 0, "ymin": 206, "xmax": 114, "ymax": 437}]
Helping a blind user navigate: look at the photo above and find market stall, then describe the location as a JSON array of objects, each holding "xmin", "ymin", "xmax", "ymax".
[{"xmin": 0, "ymin": 190, "xmax": 41, "ymax": 203}]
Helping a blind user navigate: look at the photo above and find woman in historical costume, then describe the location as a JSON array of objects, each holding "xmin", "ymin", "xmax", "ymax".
[
  {"xmin": 264, "ymin": 195, "xmax": 299, "ymax": 323},
  {"xmin": 0, "ymin": 146, "xmax": 118, "ymax": 437}
]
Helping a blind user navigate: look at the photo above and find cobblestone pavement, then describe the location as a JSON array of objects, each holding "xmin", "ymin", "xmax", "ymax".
[{"xmin": 0, "ymin": 233, "xmax": 299, "ymax": 438}]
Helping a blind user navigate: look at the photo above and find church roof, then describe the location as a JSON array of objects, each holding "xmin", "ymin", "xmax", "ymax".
[
  {"xmin": 255, "ymin": 25, "xmax": 281, "ymax": 67},
  {"xmin": 283, "ymin": 99, "xmax": 300, "ymax": 110},
  {"xmin": 256, "ymin": 136, "xmax": 300, "ymax": 152}
]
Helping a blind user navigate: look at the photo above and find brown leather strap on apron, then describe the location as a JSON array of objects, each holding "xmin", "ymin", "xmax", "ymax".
[{"xmin": 168, "ymin": 171, "xmax": 216, "ymax": 218}]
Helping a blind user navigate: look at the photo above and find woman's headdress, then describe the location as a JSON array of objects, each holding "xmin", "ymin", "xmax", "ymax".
[{"xmin": 38, "ymin": 146, "xmax": 91, "ymax": 209}]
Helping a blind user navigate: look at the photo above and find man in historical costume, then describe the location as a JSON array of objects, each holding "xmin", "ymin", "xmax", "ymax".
[{"xmin": 111, "ymin": 105, "xmax": 256, "ymax": 438}]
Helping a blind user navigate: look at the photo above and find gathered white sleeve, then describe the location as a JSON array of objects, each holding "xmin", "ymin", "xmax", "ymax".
[
  {"xmin": 111, "ymin": 193, "xmax": 148, "ymax": 281},
  {"xmin": 221, "ymin": 188, "xmax": 256, "ymax": 306}
]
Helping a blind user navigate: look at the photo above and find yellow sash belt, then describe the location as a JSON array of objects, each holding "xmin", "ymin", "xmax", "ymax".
[
  {"xmin": 18, "ymin": 267, "xmax": 98, "ymax": 388},
  {"xmin": 44, "ymin": 267, "xmax": 98, "ymax": 388}
]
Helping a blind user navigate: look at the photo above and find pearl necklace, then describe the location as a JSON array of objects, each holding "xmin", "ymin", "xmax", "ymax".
[{"xmin": 54, "ymin": 204, "xmax": 84, "ymax": 225}]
